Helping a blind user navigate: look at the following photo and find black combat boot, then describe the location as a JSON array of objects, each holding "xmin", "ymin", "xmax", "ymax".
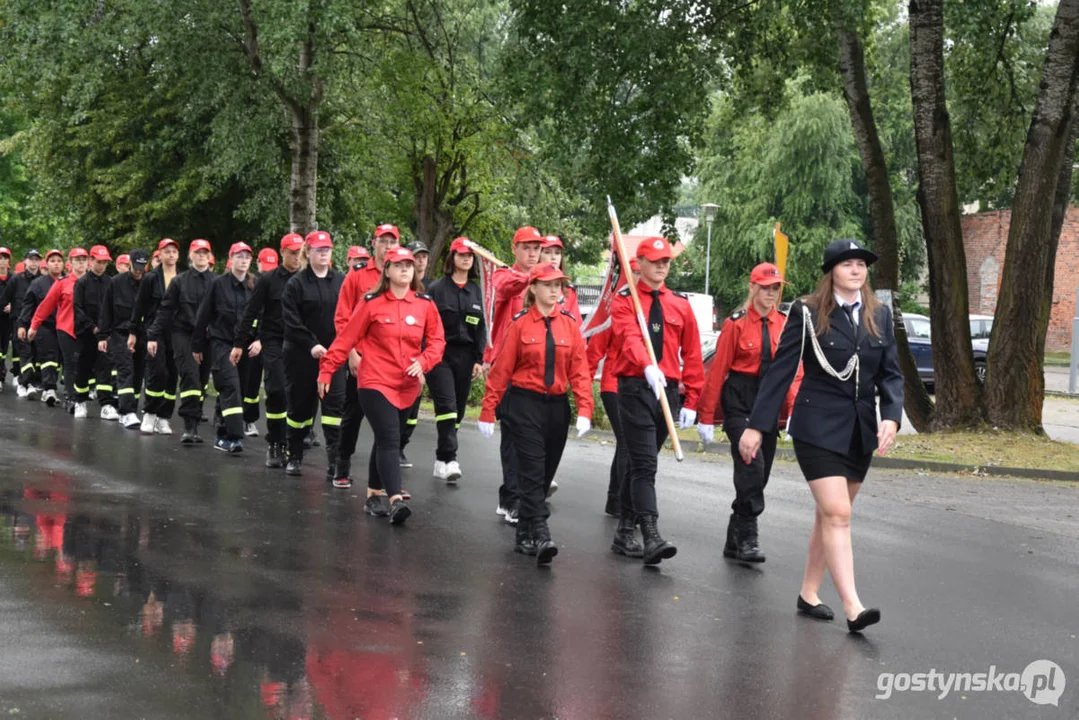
[
  {"xmin": 722, "ymin": 513, "xmax": 738, "ymax": 559},
  {"xmin": 611, "ymin": 512, "xmax": 644, "ymax": 558},
  {"xmin": 531, "ymin": 518, "xmax": 558, "ymax": 565},
  {"xmin": 514, "ymin": 520, "xmax": 537, "ymax": 557},
  {"xmin": 265, "ymin": 443, "xmax": 285, "ymax": 468},
  {"xmin": 639, "ymin": 514, "xmax": 677, "ymax": 565},
  {"xmin": 734, "ymin": 515, "xmax": 766, "ymax": 563}
]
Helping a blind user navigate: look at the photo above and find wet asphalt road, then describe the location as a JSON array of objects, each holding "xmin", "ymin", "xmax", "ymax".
[{"xmin": 0, "ymin": 391, "xmax": 1077, "ymax": 720}]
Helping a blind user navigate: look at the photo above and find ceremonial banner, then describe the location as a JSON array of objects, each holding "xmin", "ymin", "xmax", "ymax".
[{"xmin": 463, "ymin": 240, "xmax": 506, "ymax": 349}]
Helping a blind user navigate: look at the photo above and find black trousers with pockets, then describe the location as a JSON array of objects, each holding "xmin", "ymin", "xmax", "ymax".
[{"xmin": 617, "ymin": 377, "xmax": 681, "ymax": 518}]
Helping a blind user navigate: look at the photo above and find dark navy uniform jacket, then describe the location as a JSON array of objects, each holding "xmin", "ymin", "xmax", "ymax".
[{"xmin": 749, "ymin": 299, "xmax": 903, "ymax": 456}]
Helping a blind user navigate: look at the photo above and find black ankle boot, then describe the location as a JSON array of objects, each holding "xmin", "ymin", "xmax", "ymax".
[
  {"xmin": 722, "ymin": 513, "xmax": 738, "ymax": 558},
  {"xmin": 734, "ymin": 515, "xmax": 766, "ymax": 563},
  {"xmin": 514, "ymin": 521, "xmax": 537, "ymax": 556},
  {"xmin": 531, "ymin": 519, "xmax": 558, "ymax": 565},
  {"xmin": 611, "ymin": 512, "xmax": 644, "ymax": 558},
  {"xmin": 285, "ymin": 451, "xmax": 303, "ymax": 476},
  {"xmin": 266, "ymin": 443, "xmax": 285, "ymax": 468},
  {"xmin": 639, "ymin": 514, "xmax": 677, "ymax": 565}
]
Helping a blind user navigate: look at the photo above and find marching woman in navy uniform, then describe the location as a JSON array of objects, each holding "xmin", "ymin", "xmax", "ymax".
[
  {"xmin": 739, "ymin": 239, "xmax": 902, "ymax": 633},
  {"xmin": 479, "ymin": 263, "xmax": 593, "ymax": 565},
  {"xmin": 697, "ymin": 263, "xmax": 801, "ymax": 563}
]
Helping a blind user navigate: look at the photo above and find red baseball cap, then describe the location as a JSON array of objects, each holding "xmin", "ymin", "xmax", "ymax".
[
  {"xmin": 152, "ymin": 249, "xmax": 160, "ymax": 260},
  {"xmin": 229, "ymin": 242, "xmax": 253, "ymax": 257},
  {"xmin": 513, "ymin": 226, "xmax": 542, "ymax": 245},
  {"xmin": 45, "ymin": 249, "xmax": 63, "ymax": 260},
  {"xmin": 749, "ymin": 262, "xmax": 788, "ymax": 286},
  {"xmin": 529, "ymin": 264, "xmax": 569, "ymax": 284},
  {"xmin": 89, "ymin": 245, "xmax": 112, "ymax": 261},
  {"xmin": 280, "ymin": 233, "xmax": 304, "ymax": 252},
  {"xmin": 374, "ymin": 223, "xmax": 400, "ymax": 240},
  {"xmin": 189, "ymin": 239, "xmax": 212, "ymax": 253},
  {"xmin": 347, "ymin": 245, "xmax": 370, "ymax": 260},
  {"xmin": 449, "ymin": 237, "xmax": 473, "ymax": 254},
  {"xmin": 258, "ymin": 248, "xmax": 279, "ymax": 267},
  {"xmin": 636, "ymin": 236, "xmax": 672, "ymax": 262},
  {"xmin": 158, "ymin": 238, "xmax": 179, "ymax": 251},
  {"xmin": 629, "ymin": 257, "xmax": 640, "ymax": 272},
  {"xmin": 68, "ymin": 247, "xmax": 89, "ymax": 259},
  {"xmin": 305, "ymin": 230, "xmax": 332, "ymax": 249},
  {"xmin": 384, "ymin": 246, "xmax": 416, "ymax": 264},
  {"xmin": 0, "ymin": 247, "xmax": 10, "ymax": 257},
  {"xmin": 540, "ymin": 235, "xmax": 564, "ymax": 249},
  {"xmin": 116, "ymin": 254, "xmax": 130, "ymax": 266}
]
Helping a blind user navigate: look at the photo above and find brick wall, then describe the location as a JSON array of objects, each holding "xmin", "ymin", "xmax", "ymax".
[{"xmin": 961, "ymin": 207, "xmax": 1078, "ymax": 353}]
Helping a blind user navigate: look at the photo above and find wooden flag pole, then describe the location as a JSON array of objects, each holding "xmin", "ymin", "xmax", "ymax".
[
  {"xmin": 606, "ymin": 196, "xmax": 683, "ymax": 462},
  {"xmin": 462, "ymin": 239, "xmax": 508, "ymax": 268}
]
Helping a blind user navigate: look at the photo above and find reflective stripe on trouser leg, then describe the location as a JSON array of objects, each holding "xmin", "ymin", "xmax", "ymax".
[
  {"xmin": 261, "ymin": 341, "xmax": 287, "ymax": 443},
  {"xmin": 211, "ymin": 340, "xmax": 245, "ymax": 440},
  {"xmin": 172, "ymin": 331, "xmax": 204, "ymax": 423},
  {"xmin": 284, "ymin": 343, "xmax": 318, "ymax": 458},
  {"xmin": 241, "ymin": 354, "xmax": 263, "ymax": 424},
  {"xmin": 427, "ymin": 357, "xmax": 464, "ymax": 462}
]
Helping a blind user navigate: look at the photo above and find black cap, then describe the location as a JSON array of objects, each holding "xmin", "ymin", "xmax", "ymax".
[
  {"xmin": 25, "ymin": 248, "xmax": 41, "ymax": 259},
  {"xmin": 821, "ymin": 238, "xmax": 878, "ymax": 274},
  {"xmin": 129, "ymin": 249, "xmax": 150, "ymax": 267},
  {"xmin": 406, "ymin": 240, "xmax": 430, "ymax": 255}
]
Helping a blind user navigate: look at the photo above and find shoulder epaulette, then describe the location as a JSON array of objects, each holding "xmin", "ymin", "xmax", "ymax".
[
  {"xmin": 618, "ymin": 287, "xmax": 631, "ymax": 296},
  {"xmin": 672, "ymin": 290, "xmax": 689, "ymax": 299},
  {"xmin": 729, "ymin": 309, "xmax": 746, "ymax": 321},
  {"xmin": 364, "ymin": 292, "xmax": 378, "ymax": 301},
  {"xmin": 512, "ymin": 309, "xmax": 528, "ymax": 321},
  {"xmin": 416, "ymin": 292, "xmax": 433, "ymax": 301},
  {"xmin": 566, "ymin": 283, "xmax": 576, "ymax": 290},
  {"xmin": 559, "ymin": 309, "xmax": 577, "ymax": 321}
]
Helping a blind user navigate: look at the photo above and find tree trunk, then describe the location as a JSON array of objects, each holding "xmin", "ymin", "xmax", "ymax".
[
  {"xmin": 908, "ymin": 0, "xmax": 984, "ymax": 429},
  {"xmin": 289, "ymin": 105, "xmax": 319, "ymax": 236},
  {"xmin": 414, "ymin": 154, "xmax": 456, "ymax": 259},
  {"xmin": 985, "ymin": 0, "xmax": 1079, "ymax": 430},
  {"xmin": 837, "ymin": 25, "xmax": 935, "ymax": 432}
]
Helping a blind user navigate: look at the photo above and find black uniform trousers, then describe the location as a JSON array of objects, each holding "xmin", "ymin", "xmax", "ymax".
[
  {"xmin": 109, "ymin": 331, "xmax": 144, "ymax": 415},
  {"xmin": 503, "ymin": 387, "xmax": 570, "ymax": 523},
  {"xmin": 400, "ymin": 395, "xmax": 421, "ymax": 451},
  {"xmin": 284, "ymin": 344, "xmax": 345, "ymax": 461},
  {"xmin": 242, "ymin": 354, "xmax": 263, "ymax": 425},
  {"xmin": 57, "ymin": 331, "xmax": 80, "ymax": 402},
  {"xmin": 16, "ymin": 334, "xmax": 38, "ymax": 387},
  {"xmin": 721, "ymin": 371, "xmax": 778, "ymax": 518},
  {"xmin": 359, "ymin": 389, "xmax": 411, "ymax": 499},
  {"xmin": 617, "ymin": 377, "xmax": 682, "ymax": 518},
  {"xmin": 36, "ymin": 326, "xmax": 61, "ymax": 392},
  {"xmin": 425, "ymin": 345, "xmax": 474, "ymax": 462},
  {"xmin": 74, "ymin": 332, "xmax": 114, "ymax": 406},
  {"xmin": 496, "ymin": 393, "xmax": 519, "ymax": 508},
  {"xmin": 260, "ymin": 341, "xmax": 287, "ymax": 444},
  {"xmin": 209, "ymin": 340, "xmax": 250, "ymax": 441},
  {"xmin": 144, "ymin": 335, "xmax": 177, "ymax": 418},
  {"xmin": 0, "ymin": 313, "xmax": 9, "ymax": 381},
  {"xmin": 601, "ymin": 391, "xmax": 631, "ymax": 512},
  {"xmin": 172, "ymin": 332, "xmax": 210, "ymax": 425},
  {"xmin": 335, "ymin": 370, "xmax": 366, "ymax": 472}
]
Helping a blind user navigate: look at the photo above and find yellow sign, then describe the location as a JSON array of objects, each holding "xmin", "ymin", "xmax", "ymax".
[{"xmin": 773, "ymin": 222, "xmax": 789, "ymax": 277}]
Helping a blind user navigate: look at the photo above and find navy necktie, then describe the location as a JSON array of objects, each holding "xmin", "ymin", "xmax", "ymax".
[
  {"xmin": 544, "ymin": 316, "xmax": 555, "ymax": 387},
  {"xmin": 649, "ymin": 290, "xmax": 664, "ymax": 363}
]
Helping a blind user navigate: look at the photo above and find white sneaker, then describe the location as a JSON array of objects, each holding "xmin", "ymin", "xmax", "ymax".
[
  {"xmin": 42, "ymin": 389, "xmax": 58, "ymax": 406},
  {"xmin": 120, "ymin": 413, "xmax": 141, "ymax": 429},
  {"xmin": 140, "ymin": 413, "xmax": 157, "ymax": 434},
  {"xmin": 100, "ymin": 405, "xmax": 120, "ymax": 421},
  {"xmin": 73, "ymin": 402, "xmax": 88, "ymax": 419},
  {"xmin": 445, "ymin": 460, "xmax": 462, "ymax": 484},
  {"xmin": 25, "ymin": 385, "xmax": 40, "ymax": 401},
  {"xmin": 432, "ymin": 461, "xmax": 448, "ymax": 480},
  {"xmin": 546, "ymin": 479, "xmax": 559, "ymax": 498},
  {"xmin": 244, "ymin": 422, "xmax": 259, "ymax": 437},
  {"xmin": 89, "ymin": 389, "xmax": 97, "ymax": 401},
  {"xmin": 154, "ymin": 418, "xmax": 173, "ymax": 435},
  {"xmin": 16, "ymin": 383, "xmax": 27, "ymax": 399}
]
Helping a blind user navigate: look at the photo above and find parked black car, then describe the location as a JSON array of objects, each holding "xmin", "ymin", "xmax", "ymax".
[{"xmin": 904, "ymin": 313, "xmax": 990, "ymax": 387}]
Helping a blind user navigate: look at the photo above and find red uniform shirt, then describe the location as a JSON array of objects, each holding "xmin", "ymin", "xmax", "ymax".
[
  {"xmin": 587, "ymin": 324, "xmax": 620, "ymax": 394},
  {"xmin": 608, "ymin": 281, "xmax": 705, "ymax": 411},
  {"xmin": 480, "ymin": 305, "xmax": 594, "ymax": 423},
  {"xmin": 698, "ymin": 305, "xmax": 803, "ymax": 426},
  {"xmin": 320, "ymin": 289, "xmax": 446, "ymax": 409},
  {"xmin": 482, "ymin": 265, "xmax": 531, "ymax": 365},
  {"xmin": 31, "ymin": 274, "xmax": 76, "ymax": 338},
  {"xmin": 334, "ymin": 261, "xmax": 384, "ymax": 334}
]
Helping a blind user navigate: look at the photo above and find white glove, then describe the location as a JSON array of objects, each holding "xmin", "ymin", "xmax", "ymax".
[
  {"xmin": 679, "ymin": 408, "xmax": 696, "ymax": 430},
  {"xmin": 478, "ymin": 421, "xmax": 495, "ymax": 439},
  {"xmin": 643, "ymin": 364, "xmax": 667, "ymax": 400},
  {"xmin": 697, "ymin": 423, "xmax": 714, "ymax": 444},
  {"xmin": 575, "ymin": 416, "xmax": 591, "ymax": 437}
]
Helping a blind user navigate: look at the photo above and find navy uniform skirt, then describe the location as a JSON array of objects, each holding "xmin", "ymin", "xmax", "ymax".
[{"xmin": 792, "ymin": 419, "xmax": 874, "ymax": 483}]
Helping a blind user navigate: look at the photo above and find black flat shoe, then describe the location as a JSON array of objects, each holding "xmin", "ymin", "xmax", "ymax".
[
  {"xmin": 797, "ymin": 595, "xmax": 835, "ymax": 621},
  {"xmin": 847, "ymin": 608, "xmax": 881, "ymax": 633}
]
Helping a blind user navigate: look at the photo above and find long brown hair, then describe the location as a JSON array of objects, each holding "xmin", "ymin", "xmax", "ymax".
[
  {"xmin": 802, "ymin": 272, "xmax": 882, "ymax": 338},
  {"xmin": 370, "ymin": 259, "xmax": 425, "ymax": 296}
]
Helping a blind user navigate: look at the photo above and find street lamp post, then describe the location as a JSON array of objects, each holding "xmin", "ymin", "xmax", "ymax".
[{"xmin": 701, "ymin": 203, "xmax": 719, "ymax": 297}]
